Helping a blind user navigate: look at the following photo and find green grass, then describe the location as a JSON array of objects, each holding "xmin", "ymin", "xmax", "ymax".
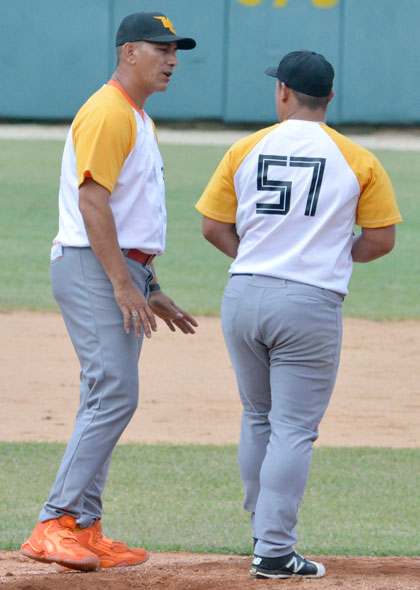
[
  {"xmin": 0, "ymin": 140, "xmax": 62, "ymax": 309},
  {"xmin": 0, "ymin": 140, "xmax": 418, "ymax": 318},
  {"xmin": 345, "ymin": 150, "xmax": 420, "ymax": 319},
  {"xmin": 1, "ymin": 443, "xmax": 418, "ymax": 556}
]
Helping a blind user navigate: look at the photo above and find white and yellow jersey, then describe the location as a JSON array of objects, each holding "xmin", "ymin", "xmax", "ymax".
[
  {"xmin": 196, "ymin": 120, "xmax": 402, "ymax": 294},
  {"xmin": 55, "ymin": 80, "xmax": 166, "ymax": 254}
]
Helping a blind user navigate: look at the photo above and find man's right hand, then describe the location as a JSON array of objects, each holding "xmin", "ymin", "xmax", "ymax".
[
  {"xmin": 114, "ymin": 282, "xmax": 157, "ymax": 339},
  {"xmin": 79, "ymin": 178, "xmax": 157, "ymax": 339}
]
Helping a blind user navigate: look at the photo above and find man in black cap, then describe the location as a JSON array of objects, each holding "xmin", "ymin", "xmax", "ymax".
[
  {"xmin": 196, "ymin": 50, "xmax": 401, "ymax": 579},
  {"xmin": 21, "ymin": 12, "xmax": 197, "ymax": 572}
]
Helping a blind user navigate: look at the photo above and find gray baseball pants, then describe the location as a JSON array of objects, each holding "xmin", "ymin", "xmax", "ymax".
[
  {"xmin": 39, "ymin": 247, "xmax": 152, "ymax": 527},
  {"xmin": 221, "ymin": 274, "xmax": 343, "ymax": 558}
]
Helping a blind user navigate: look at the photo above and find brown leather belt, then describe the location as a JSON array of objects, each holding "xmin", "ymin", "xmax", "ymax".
[{"xmin": 122, "ymin": 248, "xmax": 155, "ymax": 266}]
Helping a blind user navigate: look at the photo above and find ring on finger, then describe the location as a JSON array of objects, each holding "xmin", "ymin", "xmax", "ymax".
[{"xmin": 132, "ymin": 311, "xmax": 139, "ymax": 317}]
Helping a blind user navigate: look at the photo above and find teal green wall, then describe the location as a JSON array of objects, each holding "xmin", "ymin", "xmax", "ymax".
[
  {"xmin": 0, "ymin": 0, "xmax": 417, "ymax": 124},
  {"xmin": 341, "ymin": 0, "xmax": 420, "ymax": 122},
  {"xmin": 0, "ymin": 0, "xmax": 112, "ymax": 119}
]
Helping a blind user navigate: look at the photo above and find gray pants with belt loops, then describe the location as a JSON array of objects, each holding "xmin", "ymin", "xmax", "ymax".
[
  {"xmin": 39, "ymin": 247, "xmax": 153, "ymax": 527},
  {"xmin": 221, "ymin": 274, "xmax": 343, "ymax": 558}
]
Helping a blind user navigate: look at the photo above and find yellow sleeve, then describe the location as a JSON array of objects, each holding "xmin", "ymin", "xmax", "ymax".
[
  {"xmin": 321, "ymin": 125, "xmax": 402, "ymax": 228},
  {"xmin": 196, "ymin": 124, "xmax": 280, "ymax": 223},
  {"xmin": 355, "ymin": 155, "xmax": 402, "ymax": 228},
  {"xmin": 195, "ymin": 149, "xmax": 238, "ymax": 223},
  {"xmin": 72, "ymin": 96, "xmax": 136, "ymax": 193}
]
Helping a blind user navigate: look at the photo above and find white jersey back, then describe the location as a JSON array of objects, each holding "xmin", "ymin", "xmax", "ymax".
[{"xmin": 196, "ymin": 120, "xmax": 401, "ymax": 294}]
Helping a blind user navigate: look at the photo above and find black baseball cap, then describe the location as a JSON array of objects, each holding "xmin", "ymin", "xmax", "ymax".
[
  {"xmin": 116, "ymin": 12, "xmax": 196, "ymax": 50},
  {"xmin": 265, "ymin": 50, "xmax": 334, "ymax": 97}
]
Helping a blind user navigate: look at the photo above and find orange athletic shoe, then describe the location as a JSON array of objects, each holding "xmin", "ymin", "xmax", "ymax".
[
  {"xmin": 58, "ymin": 520, "xmax": 148, "ymax": 569},
  {"xmin": 20, "ymin": 515, "xmax": 100, "ymax": 572}
]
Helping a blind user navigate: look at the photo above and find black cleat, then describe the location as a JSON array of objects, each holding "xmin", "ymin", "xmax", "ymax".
[{"xmin": 250, "ymin": 551, "xmax": 326, "ymax": 579}]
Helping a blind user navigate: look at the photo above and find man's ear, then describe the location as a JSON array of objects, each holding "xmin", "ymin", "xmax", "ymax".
[
  {"xmin": 122, "ymin": 42, "xmax": 136, "ymax": 64},
  {"xmin": 328, "ymin": 89, "xmax": 335, "ymax": 104},
  {"xmin": 280, "ymin": 82, "xmax": 291, "ymax": 102}
]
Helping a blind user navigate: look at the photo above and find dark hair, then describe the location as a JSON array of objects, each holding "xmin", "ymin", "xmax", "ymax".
[{"xmin": 291, "ymin": 88, "xmax": 330, "ymax": 111}]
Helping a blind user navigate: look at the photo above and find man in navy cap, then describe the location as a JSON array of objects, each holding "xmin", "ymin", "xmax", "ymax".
[
  {"xmin": 21, "ymin": 12, "xmax": 197, "ymax": 572},
  {"xmin": 196, "ymin": 50, "xmax": 401, "ymax": 579}
]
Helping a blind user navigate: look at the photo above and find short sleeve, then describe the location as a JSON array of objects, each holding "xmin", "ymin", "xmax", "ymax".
[
  {"xmin": 356, "ymin": 156, "xmax": 402, "ymax": 228},
  {"xmin": 195, "ymin": 149, "xmax": 238, "ymax": 223},
  {"xmin": 196, "ymin": 124, "xmax": 280, "ymax": 223},
  {"xmin": 72, "ymin": 99, "xmax": 136, "ymax": 193},
  {"xmin": 320, "ymin": 125, "xmax": 402, "ymax": 229}
]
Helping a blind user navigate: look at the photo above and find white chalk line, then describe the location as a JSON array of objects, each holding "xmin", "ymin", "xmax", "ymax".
[{"xmin": 1, "ymin": 124, "xmax": 420, "ymax": 151}]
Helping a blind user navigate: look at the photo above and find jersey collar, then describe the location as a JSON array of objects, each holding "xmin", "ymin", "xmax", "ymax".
[{"xmin": 107, "ymin": 79, "xmax": 145, "ymax": 119}]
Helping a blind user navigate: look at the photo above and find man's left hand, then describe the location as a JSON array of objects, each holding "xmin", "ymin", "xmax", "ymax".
[{"xmin": 148, "ymin": 291, "xmax": 198, "ymax": 334}]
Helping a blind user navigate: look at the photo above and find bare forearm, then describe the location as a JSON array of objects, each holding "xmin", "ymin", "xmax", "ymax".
[
  {"xmin": 79, "ymin": 182, "xmax": 132, "ymax": 289},
  {"xmin": 207, "ymin": 231, "xmax": 239, "ymax": 258},
  {"xmin": 352, "ymin": 226, "xmax": 396, "ymax": 263},
  {"xmin": 79, "ymin": 180, "xmax": 158, "ymax": 337},
  {"xmin": 202, "ymin": 218, "xmax": 239, "ymax": 258},
  {"xmin": 351, "ymin": 234, "xmax": 382, "ymax": 262}
]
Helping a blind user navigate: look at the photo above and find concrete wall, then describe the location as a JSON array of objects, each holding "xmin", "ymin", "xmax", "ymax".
[{"xmin": 0, "ymin": 0, "xmax": 417, "ymax": 124}]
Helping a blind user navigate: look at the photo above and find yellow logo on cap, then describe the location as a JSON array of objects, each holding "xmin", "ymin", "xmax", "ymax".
[{"xmin": 154, "ymin": 16, "xmax": 176, "ymax": 34}]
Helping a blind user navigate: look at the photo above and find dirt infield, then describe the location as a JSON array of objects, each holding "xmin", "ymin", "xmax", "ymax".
[
  {"xmin": 0, "ymin": 312, "xmax": 418, "ymax": 447},
  {"xmin": 0, "ymin": 311, "xmax": 419, "ymax": 588},
  {"xmin": 0, "ymin": 552, "xmax": 419, "ymax": 589}
]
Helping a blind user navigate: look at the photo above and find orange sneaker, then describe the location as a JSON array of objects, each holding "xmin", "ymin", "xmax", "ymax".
[
  {"xmin": 58, "ymin": 520, "xmax": 148, "ymax": 569},
  {"xmin": 20, "ymin": 515, "xmax": 100, "ymax": 572}
]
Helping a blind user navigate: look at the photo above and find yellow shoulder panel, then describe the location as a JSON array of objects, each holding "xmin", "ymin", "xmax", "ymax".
[
  {"xmin": 320, "ymin": 125, "xmax": 402, "ymax": 228},
  {"xmin": 196, "ymin": 124, "xmax": 280, "ymax": 223},
  {"xmin": 72, "ymin": 85, "xmax": 137, "ymax": 193}
]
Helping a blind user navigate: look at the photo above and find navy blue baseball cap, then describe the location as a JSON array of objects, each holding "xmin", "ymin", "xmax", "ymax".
[
  {"xmin": 116, "ymin": 12, "xmax": 196, "ymax": 50},
  {"xmin": 265, "ymin": 50, "xmax": 334, "ymax": 97}
]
